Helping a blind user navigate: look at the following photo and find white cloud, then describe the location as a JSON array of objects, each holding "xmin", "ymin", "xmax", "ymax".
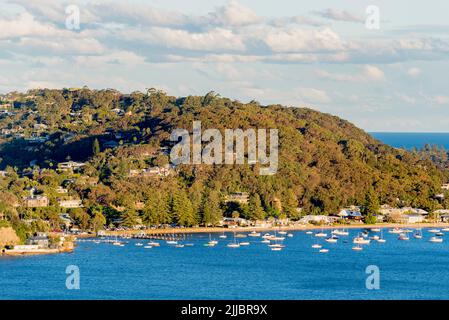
[
  {"xmin": 124, "ymin": 27, "xmax": 246, "ymax": 51},
  {"xmin": 362, "ymin": 65, "xmax": 385, "ymax": 81},
  {"xmin": 264, "ymin": 27, "xmax": 345, "ymax": 53},
  {"xmin": 316, "ymin": 65, "xmax": 385, "ymax": 82},
  {"xmin": 407, "ymin": 67, "xmax": 421, "ymax": 78},
  {"xmin": 312, "ymin": 9, "xmax": 364, "ymax": 23},
  {"xmin": 297, "ymin": 87, "xmax": 330, "ymax": 104},
  {"xmin": 433, "ymin": 95, "xmax": 449, "ymax": 105},
  {"xmin": 208, "ymin": 0, "xmax": 261, "ymax": 27}
]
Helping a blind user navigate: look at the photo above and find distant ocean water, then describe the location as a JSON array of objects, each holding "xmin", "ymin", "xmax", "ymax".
[{"xmin": 370, "ymin": 132, "xmax": 449, "ymax": 150}]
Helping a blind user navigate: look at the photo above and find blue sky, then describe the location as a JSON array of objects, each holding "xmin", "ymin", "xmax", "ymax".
[{"xmin": 1, "ymin": 0, "xmax": 449, "ymax": 132}]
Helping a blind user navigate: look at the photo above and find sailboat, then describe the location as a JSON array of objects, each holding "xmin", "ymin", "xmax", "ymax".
[
  {"xmin": 353, "ymin": 233, "xmax": 370, "ymax": 244},
  {"xmin": 207, "ymin": 234, "xmax": 218, "ymax": 246},
  {"xmin": 413, "ymin": 228, "xmax": 423, "ymax": 239},
  {"xmin": 352, "ymin": 245, "xmax": 363, "ymax": 251},
  {"xmin": 319, "ymin": 248, "xmax": 329, "ymax": 253},
  {"xmin": 398, "ymin": 233, "xmax": 409, "ymax": 241},
  {"xmin": 430, "ymin": 236, "xmax": 443, "ymax": 243},
  {"xmin": 219, "ymin": 232, "xmax": 227, "ymax": 239},
  {"xmin": 112, "ymin": 235, "xmax": 122, "ymax": 246},
  {"xmin": 377, "ymin": 229, "xmax": 386, "ymax": 243},
  {"xmin": 227, "ymin": 233, "xmax": 240, "ymax": 248},
  {"xmin": 311, "ymin": 244, "xmax": 322, "ymax": 249},
  {"xmin": 389, "ymin": 227, "xmax": 404, "ymax": 234},
  {"xmin": 315, "ymin": 228, "xmax": 327, "ymax": 238},
  {"xmin": 248, "ymin": 231, "xmax": 261, "ymax": 237}
]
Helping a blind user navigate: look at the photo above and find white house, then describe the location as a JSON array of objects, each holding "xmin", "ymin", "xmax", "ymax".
[
  {"xmin": 58, "ymin": 161, "xmax": 86, "ymax": 171},
  {"xmin": 399, "ymin": 214, "xmax": 425, "ymax": 224},
  {"xmin": 299, "ymin": 215, "xmax": 335, "ymax": 224},
  {"xmin": 58, "ymin": 199, "xmax": 83, "ymax": 208}
]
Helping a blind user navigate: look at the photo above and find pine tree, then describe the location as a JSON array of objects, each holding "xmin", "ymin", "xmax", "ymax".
[
  {"xmin": 248, "ymin": 193, "xmax": 265, "ymax": 221},
  {"xmin": 201, "ymin": 190, "xmax": 222, "ymax": 226},
  {"xmin": 143, "ymin": 191, "xmax": 171, "ymax": 225},
  {"xmin": 120, "ymin": 209, "xmax": 140, "ymax": 228},
  {"xmin": 283, "ymin": 190, "xmax": 299, "ymax": 219},
  {"xmin": 363, "ymin": 188, "xmax": 380, "ymax": 215},
  {"xmin": 172, "ymin": 190, "xmax": 196, "ymax": 226}
]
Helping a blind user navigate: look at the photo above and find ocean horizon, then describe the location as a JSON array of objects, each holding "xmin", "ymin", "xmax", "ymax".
[{"xmin": 370, "ymin": 132, "xmax": 449, "ymax": 150}]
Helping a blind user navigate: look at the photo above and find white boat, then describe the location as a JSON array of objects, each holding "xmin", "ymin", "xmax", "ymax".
[
  {"xmin": 352, "ymin": 245, "xmax": 363, "ymax": 251},
  {"xmin": 325, "ymin": 237, "xmax": 338, "ymax": 243},
  {"xmin": 370, "ymin": 235, "xmax": 380, "ymax": 241},
  {"xmin": 113, "ymin": 242, "xmax": 122, "ymax": 246},
  {"xmin": 135, "ymin": 243, "xmax": 143, "ymax": 246},
  {"xmin": 332, "ymin": 229, "xmax": 349, "ymax": 236},
  {"xmin": 204, "ymin": 242, "xmax": 216, "ymax": 247},
  {"xmin": 430, "ymin": 236, "xmax": 443, "ymax": 243},
  {"xmin": 278, "ymin": 231, "xmax": 287, "ymax": 235},
  {"xmin": 371, "ymin": 228, "xmax": 381, "ymax": 232},
  {"xmin": 428, "ymin": 229, "xmax": 440, "ymax": 233},
  {"xmin": 413, "ymin": 229, "xmax": 423, "ymax": 239},
  {"xmin": 315, "ymin": 232, "xmax": 327, "ymax": 238},
  {"xmin": 271, "ymin": 247, "xmax": 283, "ymax": 251},
  {"xmin": 219, "ymin": 234, "xmax": 227, "ymax": 239},
  {"xmin": 436, "ymin": 232, "xmax": 444, "ymax": 237},
  {"xmin": 144, "ymin": 245, "xmax": 152, "ymax": 249},
  {"xmin": 262, "ymin": 233, "xmax": 272, "ymax": 238},
  {"xmin": 268, "ymin": 243, "xmax": 285, "ymax": 248},
  {"xmin": 93, "ymin": 240, "xmax": 101, "ymax": 244},
  {"xmin": 166, "ymin": 240, "xmax": 178, "ymax": 245},
  {"xmin": 305, "ymin": 231, "xmax": 313, "ymax": 235},
  {"xmin": 287, "ymin": 233, "xmax": 294, "ymax": 238},
  {"xmin": 311, "ymin": 244, "xmax": 322, "ymax": 249},
  {"xmin": 239, "ymin": 242, "xmax": 250, "ymax": 246},
  {"xmin": 248, "ymin": 231, "xmax": 261, "ymax": 237},
  {"xmin": 398, "ymin": 233, "xmax": 409, "ymax": 241},
  {"xmin": 377, "ymin": 238, "xmax": 386, "ymax": 243},
  {"xmin": 235, "ymin": 234, "xmax": 247, "ymax": 238},
  {"xmin": 353, "ymin": 236, "xmax": 370, "ymax": 244},
  {"xmin": 175, "ymin": 244, "xmax": 185, "ymax": 248},
  {"xmin": 228, "ymin": 233, "xmax": 240, "ymax": 248},
  {"xmin": 442, "ymin": 228, "xmax": 449, "ymax": 232},
  {"xmin": 319, "ymin": 249, "xmax": 329, "ymax": 253},
  {"xmin": 261, "ymin": 239, "xmax": 270, "ymax": 244},
  {"xmin": 389, "ymin": 228, "xmax": 404, "ymax": 234}
]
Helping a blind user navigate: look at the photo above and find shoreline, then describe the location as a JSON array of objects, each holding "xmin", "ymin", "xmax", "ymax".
[
  {"xmin": 102, "ymin": 222, "xmax": 449, "ymax": 237},
  {"xmin": 1, "ymin": 247, "xmax": 74, "ymax": 256}
]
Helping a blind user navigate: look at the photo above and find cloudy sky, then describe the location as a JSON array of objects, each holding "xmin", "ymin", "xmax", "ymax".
[{"xmin": 1, "ymin": 0, "xmax": 449, "ymax": 132}]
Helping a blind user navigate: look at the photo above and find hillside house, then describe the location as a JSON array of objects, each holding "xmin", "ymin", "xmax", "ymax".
[
  {"xmin": 24, "ymin": 196, "xmax": 49, "ymax": 208},
  {"xmin": 58, "ymin": 199, "xmax": 83, "ymax": 208}
]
